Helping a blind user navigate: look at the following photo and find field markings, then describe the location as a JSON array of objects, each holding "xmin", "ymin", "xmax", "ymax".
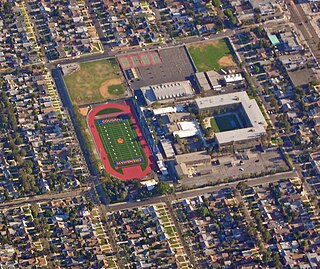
[{"xmin": 96, "ymin": 119, "xmax": 146, "ymax": 169}]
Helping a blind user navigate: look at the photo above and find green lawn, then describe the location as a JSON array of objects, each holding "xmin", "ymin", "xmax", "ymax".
[
  {"xmin": 96, "ymin": 108, "xmax": 122, "ymax": 116},
  {"xmin": 95, "ymin": 116, "xmax": 148, "ymax": 173},
  {"xmin": 164, "ymin": 226, "xmax": 177, "ymax": 236},
  {"xmin": 108, "ymin": 84, "xmax": 125, "ymax": 96},
  {"xmin": 188, "ymin": 39, "xmax": 233, "ymax": 72},
  {"xmin": 64, "ymin": 59, "xmax": 123, "ymax": 104},
  {"xmin": 210, "ymin": 117, "xmax": 220, "ymax": 133}
]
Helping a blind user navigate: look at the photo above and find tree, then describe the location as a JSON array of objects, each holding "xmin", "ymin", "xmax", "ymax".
[
  {"xmin": 255, "ymin": 13, "xmax": 261, "ymax": 23},
  {"xmin": 153, "ymin": 181, "xmax": 174, "ymax": 195},
  {"xmin": 34, "ymin": 122, "xmax": 41, "ymax": 131},
  {"xmin": 30, "ymin": 204, "xmax": 39, "ymax": 219},
  {"xmin": 20, "ymin": 149, "xmax": 27, "ymax": 157},
  {"xmin": 262, "ymin": 230, "xmax": 272, "ymax": 243},
  {"xmin": 3, "ymin": 2, "xmax": 12, "ymax": 14},
  {"xmin": 236, "ymin": 182, "xmax": 248, "ymax": 194},
  {"xmin": 212, "ymin": 0, "xmax": 221, "ymax": 7},
  {"xmin": 151, "ymin": 101, "xmax": 161, "ymax": 109},
  {"xmin": 15, "ymin": 136, "xmax": 23, "ymax": 145},
  {"xmin": 224, "ymin": 9, "xmax": 233, "ymax": 18},
  {"xmin": 197, "ymin": 206, "xmax": 210, "ymax": 218},
  {"xmin": 271, "ymin": 251, "xmax": 283, "ymax": 268},
  {"xmin": 269, "ymin": 95, "xmax": 278, "ymax": 108},
  {"xmin": 102, "ymin": 177, "xmax": 128, "ymax": 203}
]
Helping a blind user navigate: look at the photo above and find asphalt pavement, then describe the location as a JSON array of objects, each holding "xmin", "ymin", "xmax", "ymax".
[
  {"xmin": 0, "ymin": 187, "xmax": 90, "ymax": 210},
  {"xmin": 287, "ymin": 0, "xmax": 320, "ymax": 66},
  {"xmin": 108, "ymin": 170, "xmax": 298, "ymax": 212}
]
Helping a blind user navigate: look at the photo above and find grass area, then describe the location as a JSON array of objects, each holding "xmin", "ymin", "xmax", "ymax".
[
  {"xmin": 210, "ymin": 117, "xmax": 220, "ymax": 133},
  {"xmin": 95, "ymin": 115, "xmax": 148, "ymax": 173},
  {"xmin": 64, "ymin": 59, "xmax": 122, "ymax": 104},
  {"xmin": 215, "ymin": 114, "xmax": 241, "ymax": 131},
  {"xmin": 212, "ymin": 114, "xmax": 242, "ymax": 132},
  {"xmin": 73, "ymin": 104, "xmax": 102, "ymax": 173},
  {"xmin": 165, "ymin": 226, "xmax": 177, "ymax": 236},
  {"xmin": 108, "ymin": 84, "xmax": 125, "ymax": 96},
  {"xmin": 96, "ymin": 108, "xmax": 122, "ymax": 115},
  {"xmin": 188, "ymin": 39, "xmax": 233, "ymax": 72}
]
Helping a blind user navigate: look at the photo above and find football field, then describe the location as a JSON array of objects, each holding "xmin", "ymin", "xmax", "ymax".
[{"xmin": 95, "ymin": 116, "xmax": 147, "ymax": 171}]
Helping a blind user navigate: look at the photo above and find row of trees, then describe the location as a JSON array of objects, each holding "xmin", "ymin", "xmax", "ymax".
[
  {"xmin": 1, "ymin": 91, "xmax": 18, "ymax": 131},
  {"xmin": 100, "ymin": 174, "xmax": 175, "ymax": 203},
  {"xmin": 73, "ymin": 104, "xmax": 100, "ymax": 174}
]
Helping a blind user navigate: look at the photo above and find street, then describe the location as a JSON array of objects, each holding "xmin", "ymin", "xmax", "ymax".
[
  {"xmin": 287, "ymin": 0, "xmax": 320, "ymax": 66},
  {"xmin": 107, "ymin": 170, "xmax": 298, "ymax": 212},
  {"xmin": 0, "ymin": 187, "xmax": 90, "ymax": 210}
]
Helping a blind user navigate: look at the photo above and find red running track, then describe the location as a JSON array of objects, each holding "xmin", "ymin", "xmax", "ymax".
[{"xmin": 87, "ymin": 102, "xmax": 155, "ymax": 180}]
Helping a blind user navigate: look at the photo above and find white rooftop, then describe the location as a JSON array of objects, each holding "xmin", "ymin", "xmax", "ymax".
[
  {"xmin": 196, "ymin": 92, "xmax": 268, "ymax": 145},
  {"xmin": 173, "ymin": 121, "xmax": 200, "ymax": 138},
  {"xmin": 215, "ymin": 125, "xmax": 266, "ymax": 144},
  {"xmin": 224, "ymin": 73, "xmax": 243, "ymax": 83},
  {"xmin": 142, "ymin": 81, "xmax": 194, "ymax": 101},
  {"xmin": 153, "ymin": 106, "xmax": 185, "ymax": 115},
  {"xmin": 196, "ymin": 91, "xmax": 247, "ymax": 109}
]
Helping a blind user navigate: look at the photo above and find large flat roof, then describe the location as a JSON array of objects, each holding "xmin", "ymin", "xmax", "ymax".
[
  {"xmin": 142, "ymin": 80, "xmax": 194, "ymax": 101},
  {"xmin": 215, "ymin": 126, "xmax": 266, "ymax": 144},
  {"xmin": 196, "ymin": 91, "xmax": 247, "ymax": 109},
  {"xmin": 195, "ymin": 72, "xmax": 211, "ymax": 91},
  {"xmin": 175, "ymin": 151, "xmax": 211, "ymax": 164},
  {"xmin": 160, "ymin": 139, "xmax": 175, "ymax": 158},
  {"xmin": 152, "ymin": 81, "xmax": 193, "ymax": 98},
  {"xmin": 195, "ymin": 92, "xmax": 268, "ymax": 145}
]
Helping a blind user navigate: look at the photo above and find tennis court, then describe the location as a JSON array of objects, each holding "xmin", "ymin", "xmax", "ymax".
[
  {"xmin": 118, "ymin": 57, "xmax": 130, "ymax": 69},
  {"xmin": 118, "ymin": 51, "xmax": 162, "ymax": 70}
]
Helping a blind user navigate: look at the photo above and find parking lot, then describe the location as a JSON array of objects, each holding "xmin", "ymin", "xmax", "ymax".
[
  {"xmin": 126, "ymin": 46, "xmax": 195, "ymax": 89},
  {"xmin": 181, "ymin": 147, "xmax": 288, "ymax": 187}
]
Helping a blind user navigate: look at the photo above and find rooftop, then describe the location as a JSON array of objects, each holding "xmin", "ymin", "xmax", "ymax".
[
  {"xmin": 142, "ymin": 80, "xmax": 194, "ymax": 102},
  {"xmin": 268, "ymin": 34, "xmax": 280, "ymax": 45},
  {"xmin": 151, "ymin": 81, "xmax": 194, "ymax": 100},
  {"xmin": 196, "ymin": 91, "xmax": 246, "ymax": 109},
  {"xmin": 196, "ymin": 92, "xmax": 267, "ymax": 145},
  {"xmin": 215, "ymin": 125, "xmax": 266, "ymax": 144},
  {"xmin": 175, "ymin": 151, "xmax": 211, "ymax": 164}
]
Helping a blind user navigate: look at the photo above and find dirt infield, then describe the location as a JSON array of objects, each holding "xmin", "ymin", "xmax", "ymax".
[
  {"xmin": 64, "ymin": 59, "xmax": 125, "ymax": 105},
  {"xmin": 87, "ymin": 102, "xmax": 155, "ymax": 180},
  {"xmin": 99, "ymin": 78, "xmax": 124, "ymax": 99},
  {"xmin": 188, "ymin": 39, "xmax": 234, "ymax": 72},
  {"xmin": 79, "ymin": 106, "xmax": 90, "ymax": 116},
  {"xmin": 218, "ymin": 55, "xmax": 236, "ymax": 67}
]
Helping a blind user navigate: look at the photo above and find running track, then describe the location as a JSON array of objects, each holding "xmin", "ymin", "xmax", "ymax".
[{"xmin": 87, "ymin": 102, "xmax": 155, "ymax": 180}]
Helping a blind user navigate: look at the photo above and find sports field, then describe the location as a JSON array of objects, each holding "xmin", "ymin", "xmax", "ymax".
[
  {"xmin": 88, "ymin": 102, "xmax": 154, "ymax": 180},
  {"xmin": 95, "ymin": 115, "xmax": 147, "ymax": 172},
  {"xmin": 211, "ymin": 114, "xmax": 242, "ymax": 132},
  {"xmin": 188, "ymin": 39, "xmax": 236, "ymax": 72},
  {"xmin": 64, "ymin": 59, "xmax": 126, "ymax": 104}
]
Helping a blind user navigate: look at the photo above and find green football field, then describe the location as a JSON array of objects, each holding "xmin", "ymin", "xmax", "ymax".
[{"xmin": 95, "ymin": 117, "xmax": 147, "ymax": 172}]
